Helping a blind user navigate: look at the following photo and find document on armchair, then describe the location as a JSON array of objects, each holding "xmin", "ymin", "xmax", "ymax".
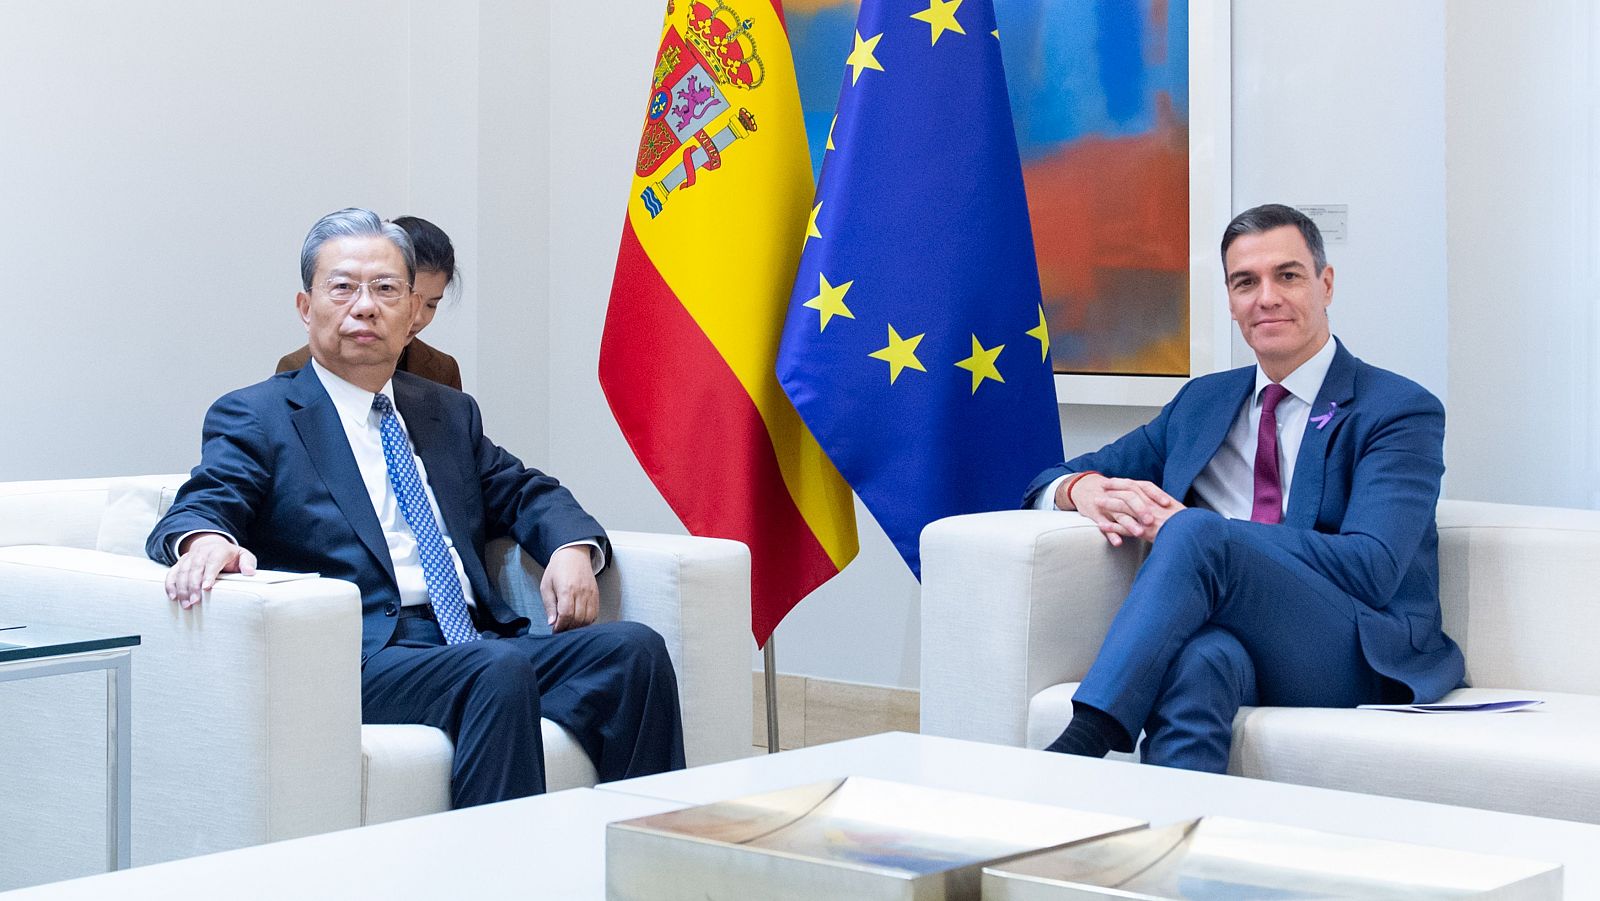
[
  {"xmin": 1358, "ymin": 699, "xmax": 1544, "ymax": 714},
  {"xmin": 217, "ymin": 570, "xmax": 320, "ymax": 584}
]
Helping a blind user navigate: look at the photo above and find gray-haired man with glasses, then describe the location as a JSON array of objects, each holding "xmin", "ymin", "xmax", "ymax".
[{"xmin": 147, "ymin": 208, "xmax": 685, "ymax": 807}]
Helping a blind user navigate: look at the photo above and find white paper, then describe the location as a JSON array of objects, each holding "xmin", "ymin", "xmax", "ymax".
[
  {"xmin": 216, "ymin": 570, "xmax": 320, "ymax": 584},
  {"xmin": 1358, "ymin": 699, "xmax": 1543, "ymax": 714}
]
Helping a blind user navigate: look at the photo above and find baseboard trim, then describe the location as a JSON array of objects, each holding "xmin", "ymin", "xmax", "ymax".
[{"xmin": 751, "ymin": 673, "xmax": 919, "ymax": 750}]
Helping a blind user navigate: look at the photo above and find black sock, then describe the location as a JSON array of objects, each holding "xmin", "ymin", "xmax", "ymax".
[{"xmin": 1043, "ymin": 703, "xmax": 1121, "ymax": 758}]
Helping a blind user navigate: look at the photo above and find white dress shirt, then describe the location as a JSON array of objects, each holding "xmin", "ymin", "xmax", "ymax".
[
  {"xmin": 1040, "ymin": 336, "xmax": 1338, "ymax": 520},
  {"xmin": 313, "ymin": 361, "xmax": 482, "ymax": 608}
]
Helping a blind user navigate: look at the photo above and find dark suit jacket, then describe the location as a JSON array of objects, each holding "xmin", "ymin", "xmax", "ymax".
[
  {"xmin": 1024, "ymin": 339, "xmax": 1465, "ymax": 702},
  {"xmin": 148, "ymin": 364, "xmax": 607, "ymax": 659},
  {"xmin": 277, "ymin": 338, "xmax": 463, "ymax": 391}
]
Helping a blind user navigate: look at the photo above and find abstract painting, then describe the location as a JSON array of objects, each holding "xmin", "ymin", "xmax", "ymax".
[{"xmin": 786, "ymin": 0, "xmax": 1192, "ymax": 377}]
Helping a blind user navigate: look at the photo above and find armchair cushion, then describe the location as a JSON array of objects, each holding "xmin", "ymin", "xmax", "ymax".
[
  {"xmin": 360, "ymin": 725, "xmax": 453, "ymax": 826},
  {"xmin": 93, "ymin": 476, "xmax": 184, "ymax": 557},
  {"xmin": 0, "ymin": 478, "xmax": 117, "ymax": 549},
  {"xmin": 358, "ymin": 720, "xmax": 599, "ymax": 827},
  {"xmin": 1231, "ymin": 688, "xmax": 1600, "ymax": 823},
  {"xmin": 1026, "ymin": 680, "xmax": 1600, "ymax": 822}
]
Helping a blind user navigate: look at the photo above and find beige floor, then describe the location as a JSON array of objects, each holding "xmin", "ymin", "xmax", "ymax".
[{"xmin": 750, "ymin": 673, "xmax": 918, "ymax": 752}]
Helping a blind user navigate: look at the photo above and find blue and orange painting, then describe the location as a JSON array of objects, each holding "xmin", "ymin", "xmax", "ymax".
[{"xmin": 786, "ymin": 0, "xmax": 1190, "ymax": 377}]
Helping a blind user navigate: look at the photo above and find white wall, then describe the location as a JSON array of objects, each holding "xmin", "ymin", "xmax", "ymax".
[
  {"xmin": 0, "ymin": 2, "xmax": 409, "ymax": 479},
  {"xmin": 0, "ymin": 1, "xmax": 554, "ymax": 480},
  {"xmin": 1445, "ymin": 0, "xmax": 1598, "ymax": 508},
  {"xmin": 470, "ymin": 0, "xmax": 553, "ymax": 462},
  {"xmin": 1232, "ymin": 1, "xmax": 1449, "ymax": 399},
  {"xmin": 542, "ymin": 0, "xmax": 663, "ymax": 524},
  {"xmin": 405, "ymin": 0, "xmax": 482, "ymax": 395},
  {"xmin": 0, "ymin": 0, "xmax": 524, "ymax": 480}
]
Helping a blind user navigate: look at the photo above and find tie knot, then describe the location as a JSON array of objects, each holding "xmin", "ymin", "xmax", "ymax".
[
  {"xmin": 1261, "ymin": 383, "xmax": 1290, "ymax": 415},
  {"xmin": 372, "ymin": 393, "xmax": 394, "ymax": 416}
]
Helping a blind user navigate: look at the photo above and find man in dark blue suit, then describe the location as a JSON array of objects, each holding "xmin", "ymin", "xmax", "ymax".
[
  {"xmin": 1025, "ymin": 204, "xmax": 1464, "ymax": 773},
  {"xmin": 148, "ymin": 208, "xmax": 684, "ymax": 806}
]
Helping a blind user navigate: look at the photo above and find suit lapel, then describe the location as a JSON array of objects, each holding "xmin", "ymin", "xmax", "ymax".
[
  {"xmin": 393, "ymin": 375, "xmax": 472, "ymax": 558},
  {"xmin": 1168, "ymin": 367, "xmax": 1255, "ymax": 499},
  {"xmin": 1285, "ymin": 339, "xmax": 1357, "ymax": 528},
  {"xmin": 287, "ymin": 366, "xmax": 397, "ymax": 585}
]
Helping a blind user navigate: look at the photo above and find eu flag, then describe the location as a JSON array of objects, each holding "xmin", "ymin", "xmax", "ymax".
[{"xmin": 776, "ymin": 0, "xmax": 1064, "ymax": 575}]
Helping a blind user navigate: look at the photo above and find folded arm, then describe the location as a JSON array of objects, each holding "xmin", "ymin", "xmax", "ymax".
[
  {"xmin": 1024, "ymin": 381, "xmax": 1191, "ymax": 546},
  {"xmin": 145, "ymin": 392, "xmax": 270, "ymax": 604},
  {"xmin": 1066, "ymin": 475, "xmax": 1185, "ymax": 546}
]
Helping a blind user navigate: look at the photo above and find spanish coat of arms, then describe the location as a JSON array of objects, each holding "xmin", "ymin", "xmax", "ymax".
[{"xmin": 635, "ymin": 1, "xmax": 766, "ymax": 218}]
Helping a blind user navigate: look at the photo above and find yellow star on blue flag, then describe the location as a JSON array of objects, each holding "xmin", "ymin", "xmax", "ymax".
[{"xmin": 776, "ymin": 0, "xmax": 1062, "ymax": 576}]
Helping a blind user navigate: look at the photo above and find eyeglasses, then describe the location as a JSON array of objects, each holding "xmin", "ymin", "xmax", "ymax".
[{"xmin": 318, "ymin": 277, "xmax": 413, "ymax": 304}]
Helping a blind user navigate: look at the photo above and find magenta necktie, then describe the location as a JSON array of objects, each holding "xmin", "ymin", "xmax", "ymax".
[{"xmin": 1251, "ymin": 384, "xmax": 1291, "ymax": 524}]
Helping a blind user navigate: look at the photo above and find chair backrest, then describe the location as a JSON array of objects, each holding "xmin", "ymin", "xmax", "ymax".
[
  {"xmin": 0, "ymin": 474, "xmax": 188, "ymax": 554},
  {"xmin": 484, "ymin": 537, "xmax": 635, "ymax": 634},
  {"xmin": 1437, "ymin": 498, "xmax": 1600, "ymax": 693}
]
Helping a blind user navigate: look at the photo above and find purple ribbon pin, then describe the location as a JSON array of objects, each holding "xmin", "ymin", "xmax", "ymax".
[{"xmin": 1310, "ymin": 401, "xmax": 1338, "ymax": 430}]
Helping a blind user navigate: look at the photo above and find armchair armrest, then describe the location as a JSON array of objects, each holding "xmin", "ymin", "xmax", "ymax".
[
  {"xmin": 0, "ymin": 546, "xmax": 362, "ymax": 879},
  {"xmin": 486, "ymin": 532, "xmax": 751, "ymax": 767},
  {"xmin": 1436, "ymin": 499, "xmax": 1600, "ymax": 692},
  {"xmin": 919, "ymin": 511, "xmax": 1141, "ymax": 747}
]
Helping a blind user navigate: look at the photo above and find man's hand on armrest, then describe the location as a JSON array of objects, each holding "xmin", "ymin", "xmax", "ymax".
[
  {"xmin": 1065, "ymin": 475, "xmax": 1184, "ymax": 547},
  {"xmin": 166, "ymin": 533, "xmax": 257, "ymax": 608},
  {"xmin": 540, "ymin": 543, "xmax": 600, "ymax": 633}
]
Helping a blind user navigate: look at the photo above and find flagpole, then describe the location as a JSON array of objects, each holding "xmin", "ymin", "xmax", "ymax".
[{"xmin": 763, "ymin": 637, "xmax": 780, "ymax": 753}]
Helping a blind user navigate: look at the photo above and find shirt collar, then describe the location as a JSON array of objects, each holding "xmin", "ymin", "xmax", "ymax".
[
  {"xmin": 1254, "ymin": 335, "xmax": 1336, "ymax": 406},
  {"xmin": 310, "ymin": 358, "xmax": 395, "ymax": 428}
]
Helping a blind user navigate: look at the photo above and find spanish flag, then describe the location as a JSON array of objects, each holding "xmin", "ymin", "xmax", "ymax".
[{"xmin": 600, "ymin": 0, "xmax": 858, "ymax": 645}]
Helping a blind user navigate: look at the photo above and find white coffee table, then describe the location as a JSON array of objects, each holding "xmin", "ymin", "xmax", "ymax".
[
  {"xmin": 7, "ymin": 731, "xmax": 1594, "ymax": 898},
  {"xmin": 602, "ymin": 731, "xmax": 1600, "ymax": 896},
  {"xmin": 0, "ymin": 788, "xmax": 685, "ymax": 900}
]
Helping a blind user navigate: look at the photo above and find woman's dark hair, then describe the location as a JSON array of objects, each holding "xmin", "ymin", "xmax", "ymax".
[{"xmin": 391, "ymin": 215, "xmax": 459, "ymax": 286}]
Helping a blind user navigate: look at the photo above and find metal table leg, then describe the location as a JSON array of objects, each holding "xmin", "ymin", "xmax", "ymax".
[
  {"xmin": 106, "ymin": 656, "xmax": 132, "ymax": 870},
  {"xmin": 0, "ymin": 634, "xmax": 139, "ymax": 876}
]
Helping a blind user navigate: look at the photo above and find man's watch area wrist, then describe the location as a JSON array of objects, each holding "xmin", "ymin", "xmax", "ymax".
[
  {"xmin": 1063, "ymin": 470, "xmax": 1101, "ymax": 510},
  {"xmin": 176, "ymin": 530, "xmax": 234, "ymax": 558}
]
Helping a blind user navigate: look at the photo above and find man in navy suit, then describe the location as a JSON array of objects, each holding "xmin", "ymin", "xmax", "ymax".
[
  {"xmin": 1025, "ymin": 204, "xmax": 1464, "ymax": 772},
  {"xmin": 148, "ymin": 208, "xmax": 684, "ymax": 806}
]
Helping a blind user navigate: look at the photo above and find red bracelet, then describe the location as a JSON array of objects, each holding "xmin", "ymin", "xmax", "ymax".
[{"xmin": 1062, "ymin": 470, "xmax": 1101, "ymax": 510}]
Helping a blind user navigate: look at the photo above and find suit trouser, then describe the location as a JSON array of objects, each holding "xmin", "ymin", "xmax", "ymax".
[
  {"xmin": 361, "ymin": 614, "xmax": 686, "ymax": 808},
  {"xmin": 1073, "ymin": 508, "xmax": 1391, "ymax": 773}
]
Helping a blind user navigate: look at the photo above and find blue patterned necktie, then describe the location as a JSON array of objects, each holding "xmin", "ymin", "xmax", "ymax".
[{"xmin": 371, "ymin": 393, "xmax": 480, "ymax": 644}]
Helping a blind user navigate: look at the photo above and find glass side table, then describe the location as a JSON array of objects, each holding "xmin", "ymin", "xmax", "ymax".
[{"xmin": 0, "ymin": 623, "xmax": 140, "ymax": 871}]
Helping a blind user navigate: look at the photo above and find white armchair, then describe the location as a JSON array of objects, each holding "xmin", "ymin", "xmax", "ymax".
[
  {"xmin": 0, "ymin": 474, "xmax": 750, "ymax": 890},
  {"xmin": 921, "ymin": 500, "xmax": 1600, "ymax": 824}
]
